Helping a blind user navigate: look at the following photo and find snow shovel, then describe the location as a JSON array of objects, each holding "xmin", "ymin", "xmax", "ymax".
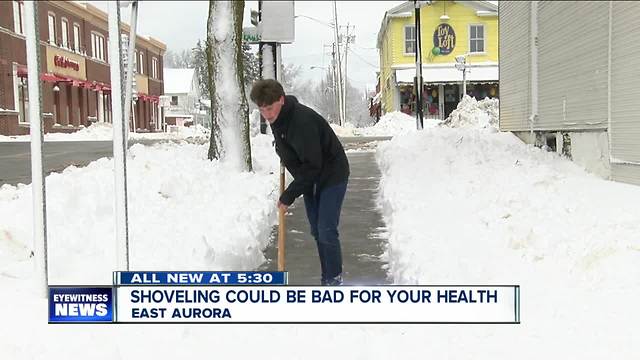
[{"xmin": 278, "ymin": 163, "xmax": 286, "ymax": 271}]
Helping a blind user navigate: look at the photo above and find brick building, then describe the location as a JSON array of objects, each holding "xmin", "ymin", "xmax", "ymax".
[{"xmin": 0, "ymin": 1, "xmax": 166, "ymax": 136}]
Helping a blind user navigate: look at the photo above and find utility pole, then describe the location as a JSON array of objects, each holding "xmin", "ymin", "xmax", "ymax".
[
  {"xmin": 331, "ymin": 42, "xmax": 339, "ymax": 123},
  {"xmin": 332, "ymin": 1, "xmax": 344, "ymax": 126},
  {"xmin": 414, "ymin": 0, "xmax": 424, "ymax": 130},
  {"xmin": 341, "ymin": 24, "xmax": 355, "ymax": 125}
]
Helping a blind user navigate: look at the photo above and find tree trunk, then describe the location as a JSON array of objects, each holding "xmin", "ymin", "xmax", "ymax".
[{"xmin": 206, "ymin": 0, "xmax": 252, "ymax": 171}]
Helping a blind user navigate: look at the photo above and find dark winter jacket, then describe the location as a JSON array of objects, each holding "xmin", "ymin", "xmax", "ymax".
[{"xmin": 271, "ymin": 95, "xmax": 350, "ymax": 206}]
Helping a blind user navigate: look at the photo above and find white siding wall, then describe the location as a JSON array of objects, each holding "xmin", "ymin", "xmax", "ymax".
[
  {"xmin": 536, "ymin": 1, "xmax": 609, "ymax": 131},
  {"xmin": 498, "ymin": 1, "xmax": 530, "ymax": 131},
  {"xmin": 500, "ymin": 1, "xmax": 640, "ymax": 185},
  {"xmin": 610, "ymin": 1, "xmax": 640, "ymax": 184}
]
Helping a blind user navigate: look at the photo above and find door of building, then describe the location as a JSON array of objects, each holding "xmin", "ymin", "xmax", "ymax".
[{"xmin": 444, "ymin": 84, "xmax": 459, "ymax": 118}]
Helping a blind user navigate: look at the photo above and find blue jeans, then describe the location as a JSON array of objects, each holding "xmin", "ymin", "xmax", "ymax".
[{"xmin": 303, "ymin": 181, "xmax": 348, "ymax": 283}]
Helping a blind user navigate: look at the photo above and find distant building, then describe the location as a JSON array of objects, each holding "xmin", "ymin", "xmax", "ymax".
[
  {"xmin": 499, "ymin": 2, "xmax": 640, "ymax": 186},
  {"xmin": 376, "ymin": 1, "xmax": 498, "ymax": 120},
  {"xmin": 0, "ymin": 1, "xmax": 166, "ymax": 136},
  {"xmin": 163, "ymin": 68, "xmax": 206, "ymax": 127}
]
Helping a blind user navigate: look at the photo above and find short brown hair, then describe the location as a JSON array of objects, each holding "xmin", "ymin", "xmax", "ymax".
[{"xmin": 250, "ymin": 79, "xmax": 285, "ymax": 106}]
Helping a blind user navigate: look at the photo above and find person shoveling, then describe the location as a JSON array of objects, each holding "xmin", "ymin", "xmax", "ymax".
[{"xmin": 250, "ymin": 79, "xmax": 350, "ymax": 286}]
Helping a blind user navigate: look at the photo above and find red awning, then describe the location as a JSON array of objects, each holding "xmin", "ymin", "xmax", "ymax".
[
  {"xmin": 17, "ymin": 66, "xmax": 28, "ymax": 77},
  {"xmin": 40, "ymin": 73, "xmax": 61, "ymax": 83}
]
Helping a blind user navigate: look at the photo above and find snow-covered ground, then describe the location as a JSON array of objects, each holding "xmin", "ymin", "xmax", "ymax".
[
  {"xmin": 1, "ymin": 94, "xmax": 638, "ymax": 358},
  {"xmin": 375, "ymin": 99, "xmax": 640, "ymax": 356},
  {"xmin": 0, "ymin": 122, "xmax": 210, "ymax": 142}
]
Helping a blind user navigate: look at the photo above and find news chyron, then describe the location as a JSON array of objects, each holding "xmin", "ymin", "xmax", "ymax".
[{"xmin": 48, "ymin": 271, "xmax": 520, "ymax": 324}]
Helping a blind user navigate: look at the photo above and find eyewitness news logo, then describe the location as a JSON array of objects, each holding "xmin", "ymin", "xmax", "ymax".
[{"xmin": 48, "ymin": 287, "xmax": 114, "ymax": 323}]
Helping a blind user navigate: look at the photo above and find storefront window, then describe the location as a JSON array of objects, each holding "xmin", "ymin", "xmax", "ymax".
[{"xmin": 424, "ymin": 86, "xmax": 439, "ymax": 116}]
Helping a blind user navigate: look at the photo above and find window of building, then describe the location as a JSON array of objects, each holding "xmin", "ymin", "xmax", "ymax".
[
  {"xmin": 469, "ymin": 24, "xmax": 485, "ymax": 53},
  {"xmin": 131, "ymin": 50, "xmax": 137, "ymax": 73},
  {"xmin": 48, "ymin": 13, "xmax": 56, "ymax": 44},
  {"xmin": 73, "ymin": 23, "xmax": 81, "ymax": 52},
  {"xmin": 13, "ymin": 1, "xmax": 25, "ymax": 35},
  {"xmin": 138, "ymin": 51, "xmax": 144, "ymax": 75},
  {"xmin": 17, "ymin": 76, "xmax": 29, "ymax": 123},
  {"xmin": 152, "ymin": 57, "xmax": 158, "ymax": 79},
  {"xmin": 61, "ymin": 18, "xmax": 69, "ymax": 48},
  {"xmin": 171, "ymin": 96, "xmax": 178, "ymax": 106},
  {"xmin": 404, "ymin": 25, "xmax": 416, "ymax": 54},
  {"xmin": 91, "ymin": 32, "xmax": 105, "ymax": 61}
]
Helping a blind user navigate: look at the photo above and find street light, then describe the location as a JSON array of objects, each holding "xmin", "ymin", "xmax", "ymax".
[{"xmin": 295, "ymin": 14, "xmax": 335, "ymax": 29}]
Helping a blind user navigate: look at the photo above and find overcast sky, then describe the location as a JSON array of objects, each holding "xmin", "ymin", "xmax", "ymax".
[{"xmin": 88, "ymin": 1, "xmax": 403, "ymax": 92}]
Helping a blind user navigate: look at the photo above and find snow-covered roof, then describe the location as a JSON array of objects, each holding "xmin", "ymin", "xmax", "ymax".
[{"xmin": 163, "ymin": 68, "xmax": 196, "ymax": 95}]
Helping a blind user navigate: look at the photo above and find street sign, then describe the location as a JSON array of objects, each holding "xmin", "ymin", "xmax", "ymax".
[
  {"xmin": 260, "ymin": 1, "xmax": 295, "ymax": 43},
  {"xmin": 243, "ymin": 27, "xmax": 261, "ymax": 44}
]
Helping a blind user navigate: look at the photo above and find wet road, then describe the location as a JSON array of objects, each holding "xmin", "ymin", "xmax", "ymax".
[{"xmin": 0, "ymin": 139, "xmax": 196, "ymax": 186}]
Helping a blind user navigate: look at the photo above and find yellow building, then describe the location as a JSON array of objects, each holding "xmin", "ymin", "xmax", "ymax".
[{"xmin": 376, "ymin": 1, "xmax": 498, "ymax": 119}]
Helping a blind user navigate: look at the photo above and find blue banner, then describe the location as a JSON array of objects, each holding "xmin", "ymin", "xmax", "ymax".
[
  {"xmin": 48, "ymin": 287, "xmax": 114, "ymax": 323},
  {"xmin": 114, "ymin": 271, "xmax": 287, "ymax": 286}
]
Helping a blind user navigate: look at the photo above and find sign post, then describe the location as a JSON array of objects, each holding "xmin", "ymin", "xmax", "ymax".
[
  {"xmin": 250, "ymin": 1, "xmax": 295, "ymax": 271},
  {"xmin": 24, "ymin": 0, "xmax": 49, "ymax": 298}
]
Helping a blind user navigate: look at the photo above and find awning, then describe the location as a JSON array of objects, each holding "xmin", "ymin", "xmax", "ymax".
[
  {"xmin": 16, "ymin": 69, "xmax": 102, "ymax": 90},
  {"xmin": 395, "ymin": 65, "xmax": 498, "ymax": 84},
  {"xmin": 40, "ymin": 73, "xmax": 70, "ymax": 83},
  {"xmin": 17, "ymin": 66, "xmax": 27, "ymax": 77}
]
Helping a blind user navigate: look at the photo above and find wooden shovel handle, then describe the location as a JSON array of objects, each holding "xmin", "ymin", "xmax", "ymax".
[{"xmin": 278, "ymin": 163, "xmax": 286, "ymax": 271}]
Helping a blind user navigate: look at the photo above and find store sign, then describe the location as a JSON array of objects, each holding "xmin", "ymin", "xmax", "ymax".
[
  {"xmin": 46, "ymin": 46, "xmax": 86, "ymax": 80},
  {"xmin": 53, "ymin": 55, "xmax": 80, "ymax": 71},
  {"xmin": 433, "ymin": 24, "xmax": 456, "ymax": 55}
]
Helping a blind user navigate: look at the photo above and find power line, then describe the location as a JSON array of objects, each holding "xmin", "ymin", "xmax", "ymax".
[{"xmin": 348, "ymin": 48, "xmax": 378, "ymax": 68}]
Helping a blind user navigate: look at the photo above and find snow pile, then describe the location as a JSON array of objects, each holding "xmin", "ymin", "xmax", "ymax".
[
  {"xmin": 356, "ymin": 111, "xmax": 439, "ymax": 137},
  {"xmin": 0, "ymin": 134, "xmax": 279, "ymax": 285},
  {"xmin": 376, "ymin": 127, "xmax": 640, "ymax": 357},
  {"xmin": 136, "ymin": 123, "xmax": 210, "ymax": 142},
  {"xmin": 46, "ymin": 122, "xmax": 114, "ymax": 141},
  {"xmin": 443, "ymin": 95, "xmax": 499, "ymax": 130},
  {"xmin": 330, "ymin": 122, "xmax": 356, "ymax": 137}
]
